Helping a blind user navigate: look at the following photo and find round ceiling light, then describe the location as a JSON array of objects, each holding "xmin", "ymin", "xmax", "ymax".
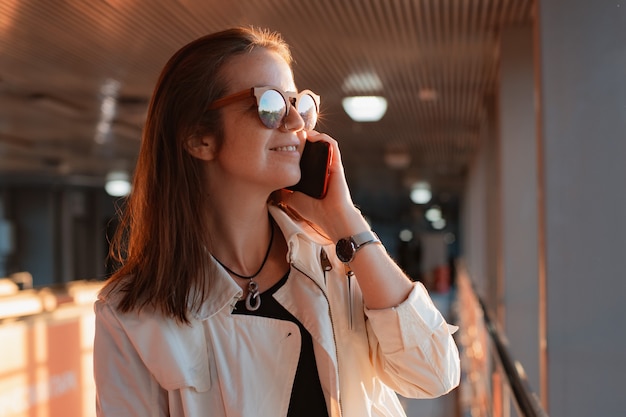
[
  {"xmin": 342, "ymin": 96, "xmax": 388, "ymax": 122},
  {"xmin": 410, "ymin": 181, "xmax": 432, "ymax": 204},
  {"xmin": 105, "ymin": 171, "xmax": 131, "ymax": 197}
]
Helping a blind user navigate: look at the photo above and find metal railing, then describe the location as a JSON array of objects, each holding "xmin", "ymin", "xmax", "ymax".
[{"xmin": 455, "ymin": 268, "xmax": 549, "ymax": 417}]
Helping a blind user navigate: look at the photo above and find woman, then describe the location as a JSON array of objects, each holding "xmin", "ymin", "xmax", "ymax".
[{"xmin": 94, "ymin": 26, "xmax": 460, "ymax": 417}]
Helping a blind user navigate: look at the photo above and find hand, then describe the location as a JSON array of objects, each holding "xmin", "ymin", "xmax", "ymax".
[{"xmin": 276, "ymin": 131, "xmax": 371, "ymax": 242}]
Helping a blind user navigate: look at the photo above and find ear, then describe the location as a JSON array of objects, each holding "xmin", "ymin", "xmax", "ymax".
[{"xmin": 184, "ymin": 134, "xmax": 217, "ymax": 161}]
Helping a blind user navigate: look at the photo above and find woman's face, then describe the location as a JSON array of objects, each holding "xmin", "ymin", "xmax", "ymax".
[{"xmin": 205, "ymin": 48, "xmax": 306, "ymax": 199}]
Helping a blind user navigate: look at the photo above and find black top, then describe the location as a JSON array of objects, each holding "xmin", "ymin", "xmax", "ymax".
[{"xmin": 232, "ymin": 272, "xmax": 329, "ymax": 417}]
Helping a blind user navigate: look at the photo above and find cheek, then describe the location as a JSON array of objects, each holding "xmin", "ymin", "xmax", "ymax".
[
  {"xmin": 217, "ymin": 130, "xmax": 267, "ymax": 171},
  {"xmin": 221, "ymin": 116, "xmax": 257, "ymax": 153}
]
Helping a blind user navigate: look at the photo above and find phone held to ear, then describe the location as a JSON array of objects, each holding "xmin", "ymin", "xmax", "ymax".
[{"xmin": 287, "ymin": 140, "xmax": 332, "ymax": 199}]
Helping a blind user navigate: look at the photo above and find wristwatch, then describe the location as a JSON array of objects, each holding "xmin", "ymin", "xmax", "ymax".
[{"xmin": 335, "ymin": 230, "xmax": 381, "ymax": 263}]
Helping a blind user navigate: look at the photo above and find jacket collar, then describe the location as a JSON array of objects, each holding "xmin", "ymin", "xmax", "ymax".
[{"xmin": 191, "ymin": 204, "xmax": 333, "ymax": 320}]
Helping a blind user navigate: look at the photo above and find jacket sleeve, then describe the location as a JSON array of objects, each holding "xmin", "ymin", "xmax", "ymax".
[
  {"xmin": 93, "ymin": 299, "xmax": 169, "ymax": 416},
  {"xmin": 364, "ymin": 281, "xmax": 460, "ymax": 398}
]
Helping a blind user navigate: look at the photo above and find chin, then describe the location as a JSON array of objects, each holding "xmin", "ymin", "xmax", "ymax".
[
  {"xmin": 284, "ymin": 169, "xmax": 302, "ymax": 186},
  {"xmin": 268, "ymin": 166, "xmax": 301, "ymax": 190}
]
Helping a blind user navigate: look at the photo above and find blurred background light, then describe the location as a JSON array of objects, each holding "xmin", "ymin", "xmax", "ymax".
[
  {"xmin": 425, "ymin": 205, "xmax": 442, "ymax": 222},
  {"xmin": 432, "ymin": 218, "xmax": 447, "ymax": 230},
  {"xmin": 342, "ymin": 96, "xmax": 388, "ymax": 122},
  {"xmin": 410, "ymin": 181, "xmax": 432, "ymax": 204},
  {"xmin": 399, "ymin": 228, "xmax": 414, "ymax": 242},
  {"xmin": 104, "ymin": 171, "xmax": 131, "ymax": 197}
]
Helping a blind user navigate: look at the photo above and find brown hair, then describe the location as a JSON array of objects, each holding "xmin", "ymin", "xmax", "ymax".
[{"xmin": 105, "ymin": 27, "xmax": 292, "ymax": 323}]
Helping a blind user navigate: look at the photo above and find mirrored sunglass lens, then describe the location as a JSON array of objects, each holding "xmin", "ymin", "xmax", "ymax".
[
  {"xmin": 298, "ymin": 94, "xmax": 318, "ymax": 130},
  {"xmin": 258, "ymin": 90, "xmax": 286, "ymax": 128}
]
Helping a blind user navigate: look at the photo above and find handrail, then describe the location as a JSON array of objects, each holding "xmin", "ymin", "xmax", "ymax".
[
  {"xmin": 476, "ymin": 295, "xmax": 549, "ymax": 417},
  {"xmin": 455, "ymin": 268, "xmax": 549, "ymax": 417}
]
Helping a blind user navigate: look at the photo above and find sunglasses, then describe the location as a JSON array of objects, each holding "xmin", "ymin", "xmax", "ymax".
[{"xmin": 208, "ymin": 86, "xmax": 320, "ymax": 131}]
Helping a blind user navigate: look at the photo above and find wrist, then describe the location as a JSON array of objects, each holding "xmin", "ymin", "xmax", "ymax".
[
  {"xmin": 335, "ymin": 230, "xmax": 381, "ymax": 264},
  {"xmin": 326, "ymin": 205, "xmax": 371, "ymax": 243}
]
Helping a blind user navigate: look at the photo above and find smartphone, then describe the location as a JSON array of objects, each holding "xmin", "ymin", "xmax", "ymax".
[{"xmin": 287, "ymin": 140, "xmax": 332, "ymax": 199}]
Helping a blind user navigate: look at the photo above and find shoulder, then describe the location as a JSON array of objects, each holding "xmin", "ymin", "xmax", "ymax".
[
  {"xmin": 97, "ymin": 274, "xmax": 133, "ymax": 307},
  {"xmin": 96, "ymin": 274, "xmax": 162, "ymax": 325},
  {"xmin": 94, "ymin": 290, "xmax": 211, "ymax": 392}
]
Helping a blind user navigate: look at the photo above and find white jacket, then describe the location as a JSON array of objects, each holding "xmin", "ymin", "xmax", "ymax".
[{"xmin": 94, "ymin": 205, "xmax": 460, "ymax": 417}]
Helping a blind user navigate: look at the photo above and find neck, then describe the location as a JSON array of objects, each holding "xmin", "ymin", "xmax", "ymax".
[
  {"xmin": 213, "ymin": 217, "xmax": 275, "ymax": 280},
  {"xmin": 207, "ymin": 204, "xmax": 274, "ymax": 276},
  {"xmin": 202, "ymin": 169, "xmax": 280, "ymax": 273}
]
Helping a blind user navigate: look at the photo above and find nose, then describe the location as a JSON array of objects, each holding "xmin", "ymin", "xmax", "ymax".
[{"xmin": 282, "ymin": 102, "xmax": 306, "ymax": 132}]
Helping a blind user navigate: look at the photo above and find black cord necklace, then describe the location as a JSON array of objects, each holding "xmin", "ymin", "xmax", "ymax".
[{"xmin": 213, "ymin": 219, "xmax": 275, "ymax": 311}]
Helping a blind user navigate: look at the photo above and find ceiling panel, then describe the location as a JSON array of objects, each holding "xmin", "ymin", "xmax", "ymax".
[{"xmin": 0, "ymin": 0, "xmax": 534, "ymax": 223}]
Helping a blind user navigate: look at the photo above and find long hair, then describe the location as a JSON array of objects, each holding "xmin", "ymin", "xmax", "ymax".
[{"xmin": 105, "ymin": 27, "xmax": 292, "ymax": 323}]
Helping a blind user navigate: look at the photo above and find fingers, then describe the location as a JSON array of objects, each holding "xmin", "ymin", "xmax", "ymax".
[
  {"xmin": 306, "ymin": 130, "xmax": 336, "ymax": 146},
  {"xmin": 306, "ymin": 131, "xmax": 344, "ymax": 172}
]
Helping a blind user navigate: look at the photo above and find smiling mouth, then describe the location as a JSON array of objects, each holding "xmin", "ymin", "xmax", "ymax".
[{"xmin": 271, "ymin": 145, "xmax": 298, "ymax": 152}]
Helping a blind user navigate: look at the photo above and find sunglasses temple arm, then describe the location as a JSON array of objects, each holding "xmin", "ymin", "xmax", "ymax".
[{"xmin": 207, "ymin": 89, "xmax": 254, "ymax": 110}]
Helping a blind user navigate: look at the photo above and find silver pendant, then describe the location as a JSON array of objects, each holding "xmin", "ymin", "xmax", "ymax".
[{"xmin": 245, "ymin": 280, "xmax": 261, "ymax": 311}]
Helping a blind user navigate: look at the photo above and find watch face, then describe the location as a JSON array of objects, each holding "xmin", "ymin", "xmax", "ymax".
[{"xmin": 336, "ymin": 238, "xmax": 356, "ymax": 263}]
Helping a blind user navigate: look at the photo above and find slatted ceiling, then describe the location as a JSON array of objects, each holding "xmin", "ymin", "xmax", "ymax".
[{"xmin": 0, "ymin": 0, "xmax": 533, "ymax": 220}]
